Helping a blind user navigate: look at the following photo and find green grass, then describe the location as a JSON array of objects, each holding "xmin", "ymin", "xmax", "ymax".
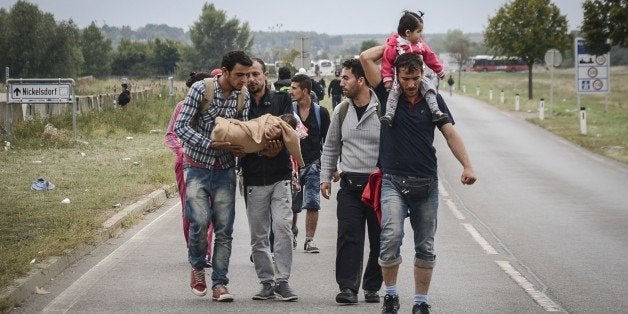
[
  {"xmin": 0, "ymin": 83, "xmax": 179, "ymax": 303},
  {"xmin": 453, "ymin": 66, "xmax": 628, "ymax": 164}
]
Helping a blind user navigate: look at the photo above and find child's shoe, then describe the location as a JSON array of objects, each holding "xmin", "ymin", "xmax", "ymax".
[
  {"xmin": 432, "ymin": 112, "xmax": 449, "ymax": 123},
  {"xmin": 380, "ymin": 114, "xmax": 394, "ymax": 127}
]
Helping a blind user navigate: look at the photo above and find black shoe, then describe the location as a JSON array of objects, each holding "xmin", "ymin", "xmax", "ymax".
[
  {"xmin": 382, "ymin": 294, "xmax": 400, "ymax": 314},
  {"xmin": 432, "ymin": 112, "xmax": 449, "ymax": 123},
  {"xmin": 204, "ymin": 259, "xmax": 212, "ymax": 268},
  {"xmin": 364, "ymin": 290, "xmax": 380, "ymax": 303},
  {"xmin": 274, "ymin": 281, "xmax": 298, "ymax": 301},
  {"xmin": 412, "ymin": 302, "xmax": 431, "ymax": 314},
  {"xmin": 335, "ymin": 288, "xmax": 358, "ymax": 304},
  {"xmin": 252, "ymin": 281, "xmax": 275, "ymax": 300},
  {"xmin": 380, "ymin": 115, "xmax": 393, "ymax": 127}
]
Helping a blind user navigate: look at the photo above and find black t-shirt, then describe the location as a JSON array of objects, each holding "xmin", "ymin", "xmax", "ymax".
[
  {"xmin": 297, "ymin": 103, "xmax": 330, "ymax": 165},
  {"xmin": 328, "ymin": 79, "xmax": 342, "ymax": 96},
  {"xmin": 374, "ymin": 83, "xmax": 454, "ymax": 178}
]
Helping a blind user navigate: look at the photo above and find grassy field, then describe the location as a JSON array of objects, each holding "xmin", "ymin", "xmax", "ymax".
[{"xmin": 452, "ymin": 66, "xmax": 627, "ymax": 164}]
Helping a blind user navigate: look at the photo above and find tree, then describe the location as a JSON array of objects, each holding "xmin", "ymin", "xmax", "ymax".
[
  {"xmin": 360, "ymin": 39, "xmax": 379, "ymax": 53},
  {"xmin": 111, "ymin": 39, "xmax": 148, "ymax": 76},
  {"xmin": 484, "ymin": 0, "xmax": 570, "ymax": 99},
  {"xmin": 581, "ymin": 0, "xmax": 628, "ymax": 55},
  {"xmin": 81, "ymin": 22, "xmax": 113, "ymax": 77},
  {"xmin": 46, "ymin": 20, "xmax": 83, "ymax": 78},
  {"xmin": 188, "ymin": 3, "xmax": 253, "ymax": 70},
  {"xmin": 444, "ymin": 29, "xmax": 472, "ymax": 89},
  {"xmin": 147, "ymin": 38, "xmax": 180, "ymax": 76}
]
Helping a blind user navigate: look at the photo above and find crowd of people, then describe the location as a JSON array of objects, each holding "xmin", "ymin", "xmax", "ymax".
[{"xmin": 165, "ymin": 9, "xmax": 476, "ymax": 314}]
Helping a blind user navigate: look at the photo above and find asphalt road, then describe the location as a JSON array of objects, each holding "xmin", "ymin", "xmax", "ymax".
[{"xmin": 13, "ymin": 92, "xmax": 628, "ymax": 313}]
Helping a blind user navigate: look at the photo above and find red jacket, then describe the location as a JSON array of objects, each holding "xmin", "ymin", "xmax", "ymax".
[
  {"xmin": 381, "ymin": 33, "xmax": 445, "ymax": 83},
  {"xmin": 361, "ymin": 169, "xmax": 383, "ymax": 224}
]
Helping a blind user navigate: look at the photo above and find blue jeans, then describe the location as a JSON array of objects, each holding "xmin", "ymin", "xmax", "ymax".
[
  {"xmin": 291, "ymin": 160, "xmax": 321, "ymax": 213},
  {"xmin": 378, "ymin": 174, "xmax": 439, "ymax": 269},
  {"xmin": 184, "ymin": 166, "xmax": 236, "ymax": 288}
]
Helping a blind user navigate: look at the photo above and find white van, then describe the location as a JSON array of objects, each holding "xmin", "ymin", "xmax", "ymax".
[{"xmin": 315, "ymin": 59, "xmax": 335, "ymax": 77}]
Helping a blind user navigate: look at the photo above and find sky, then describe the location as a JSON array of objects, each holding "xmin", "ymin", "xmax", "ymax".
[{"xmin": 0, "ymin": 0, "xmax": 585, "ymax": 35}]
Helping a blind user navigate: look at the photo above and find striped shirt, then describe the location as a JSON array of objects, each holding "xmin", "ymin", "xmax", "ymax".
[{"xmin": 173, "ymin": 77, "xmax": 250, "ymax": 169}]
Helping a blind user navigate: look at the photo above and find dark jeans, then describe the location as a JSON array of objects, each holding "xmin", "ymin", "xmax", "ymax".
[
  {"xmin": 335, "ymin": 176, "xmax": 383, "ymax": 293},
  {"xmin": 332, "ymin": 95, "xmax": 342, "ymax": 109}
]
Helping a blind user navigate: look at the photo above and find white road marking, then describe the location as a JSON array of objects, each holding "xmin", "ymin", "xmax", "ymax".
[
  {"xmin": 41, "ymin": 203, "xmax": 179, "ymax": 313},
  {"xmin": 461, "ymin": 223, "xmax": 498, "ymax": 255},
  {"xmin": 445, "ymin": 199, "xmax": 465, "ymax": 220},
  {"xmin": 495, "ymin": 261, "xmax": 564, "ymax": 312}
]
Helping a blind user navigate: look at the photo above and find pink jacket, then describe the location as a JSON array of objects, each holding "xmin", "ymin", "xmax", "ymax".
[
  {"xmin": 164, "ymin": 101, "xmax": 185, "ymax": 164},
  {"xmin": 381, "ymin": 33, "xmax": 445, "ymax": 83}
]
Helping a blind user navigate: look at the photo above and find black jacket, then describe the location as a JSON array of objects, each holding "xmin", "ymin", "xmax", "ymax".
[{"xmin": 241, "ymin": 89, "xmax": 293, "ymax": 186}]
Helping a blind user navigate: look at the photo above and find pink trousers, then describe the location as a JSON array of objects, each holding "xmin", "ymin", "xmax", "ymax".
[{"xmin": 175, "ymin": 161, "xmax": 213, "ymax": 259}]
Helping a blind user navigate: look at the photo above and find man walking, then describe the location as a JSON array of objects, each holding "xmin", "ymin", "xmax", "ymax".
[
  {"xmin": 174, "ymin": 50, "xmax": 253, "ymax": 302},
  {"xmin": 290, "ymin": 74, "xmax": 330, "ymax": 253},
  {"xmin": 320, "ymin": 59, "xmax": 383, "ymax": 304},
  {"xmin": 360, "ymin": 47, "xmax": 477, "ymax": 314},
  {"xmin": 242, "ymin": 58, "xmax": 298, "ymax": 301},
  {"xmin": 328, "ymin": 70, "xmax": 342, "ymax": 108}
]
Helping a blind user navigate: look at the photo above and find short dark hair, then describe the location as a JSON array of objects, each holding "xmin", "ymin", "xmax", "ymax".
[
  {"xmin": 251, "ymin": 57, "xmax": 266, "ymax": 72},
  {"xmin": 342, "ymin": 58, "xmax": 367, "ymax": 84},
  {"xmin": 221, "ymin": 50, "xmax": 253, "ymax": 71},
  {"xmin": 279, "ymin": 113, "xmax": 298, "ymax": 129},
  {"xmin": 291, "ymin": 74, "xmax": 312, "ymax": 93},
  {"xmin": 278, "ymin": 67, "xmax": 291, "ymax": 79},
  {"xmin": 186, "ymin": 72, "xmax": 212, "ymax": 88},
  {"xmin": 394, "ymin": 53, "xmax": 424, "ymax": 74},
  {"xmin": 397, "ymin": 10, "xmax": 424, "ymax": 35}
]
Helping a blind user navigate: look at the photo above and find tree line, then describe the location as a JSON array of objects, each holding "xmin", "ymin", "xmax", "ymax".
[
  {"xmin": 0, "ymin": 1, "xmax": 251, "ymax": 80},
  {"xmin": 1, "ymin": 0, "xmax": 626, "ymax": 95}
]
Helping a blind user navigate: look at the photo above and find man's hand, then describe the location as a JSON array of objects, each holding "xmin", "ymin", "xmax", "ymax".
[
  {"xmin": 461, "ymin": 167, "xmax": 477, "ymax": 185},
  {"xmin": 264, "ymin": 123, "xmax": 282, "ymax": 140},
  {"xmin": 332, "ymin": 170, "xmax": 340, "ymax": 182},
  {"xmin": 260, "ymin": 140, "xmax": 282, "ymax": 157},
  {"xmin": 211, "ymin": 141, "xmax": 246, "ymax": 157},
  {"xmin": 320, "ymin": 182, "xmax": 332, "ymax": 199}
]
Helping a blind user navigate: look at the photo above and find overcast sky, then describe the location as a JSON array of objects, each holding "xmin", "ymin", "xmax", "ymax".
[{"xmin": 0, "ymin": 0, "xmax": 585, "ymax": 35}]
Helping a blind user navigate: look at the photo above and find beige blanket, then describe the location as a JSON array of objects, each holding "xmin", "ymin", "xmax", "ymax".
[{"xmin": 211, "ymin": 114, "xmax": 304, "ymax": 167}]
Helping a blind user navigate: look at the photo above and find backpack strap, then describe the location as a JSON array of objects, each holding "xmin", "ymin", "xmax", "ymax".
[
  {"xmin": 293, "ymin": 101, "xmax": 322, "ymax": 138},
  {"xmin": 235, "ymin": 86, "xmax": 247, "ymax": 119},
  {"xmin": 200, "ymin": 77, "xmax": 216, "ymax": 113},
  {"xmin": 200, "ymin": 77, "xmax": 246, "ymax": 119}
]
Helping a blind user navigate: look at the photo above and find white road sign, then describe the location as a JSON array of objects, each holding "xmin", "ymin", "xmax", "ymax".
[
  {"xmin": 8, "ymin": 82, "xmax": 73, "ymax": 103},
  {"xmin": 575, "ymin": 37, "xmax": 610, "ymax": 94}
]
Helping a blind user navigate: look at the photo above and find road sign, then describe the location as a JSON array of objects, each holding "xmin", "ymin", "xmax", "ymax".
[
  {"xmin": 544, "ymin": 49, "xmax": 562, "ymax": 67},
  {"xmin": 575, "ymin": 37, "xmax": 610, "ymax": 94},
  {"xmin": 7, "ymin": 81, "xmax": 73, "ymax": 103}
]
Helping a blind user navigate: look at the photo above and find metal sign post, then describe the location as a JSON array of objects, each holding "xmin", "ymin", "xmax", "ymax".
[{"xmin": 544, "ymin": 49, "xmax": 562, "ymax": 116}]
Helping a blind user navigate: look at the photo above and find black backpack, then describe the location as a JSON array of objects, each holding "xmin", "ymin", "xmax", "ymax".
[{"xmin": 311, "ymin": 80, "xmax": 324, "ymax": 101}]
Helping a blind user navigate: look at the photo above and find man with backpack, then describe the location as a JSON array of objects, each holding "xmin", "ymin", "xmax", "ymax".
[
  {"xmin": 174, "ymin": 51, "xmax": 267, "ymax": 302},
  {"xmin": 290, "ymin": 73, "xmax": 330, "ymax": 254},
  {"xmin": 320, "ymin": 58, "xmax": 383, "ymax": 304}
]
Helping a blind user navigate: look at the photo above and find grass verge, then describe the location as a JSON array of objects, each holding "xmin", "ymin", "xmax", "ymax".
[
  {"xmin": 453, "ymin": 66, "xmax": 627, "ymax": 164},
  {"xmin": 0, "ymin": 84, "xmax": 178, "ymax": 308}
]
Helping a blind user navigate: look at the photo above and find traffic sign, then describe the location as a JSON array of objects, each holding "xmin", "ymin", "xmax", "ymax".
[
  {"xmin": 574, "ymin": 37, "xmax": 610, "ymax": 94},
  {"xmin": 7, "ymin": 81, "xmax": 73, "ymax": 103},
  {"xmin": 544, "ymin": 49, "xmax": 562, "ymax": 67}
]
